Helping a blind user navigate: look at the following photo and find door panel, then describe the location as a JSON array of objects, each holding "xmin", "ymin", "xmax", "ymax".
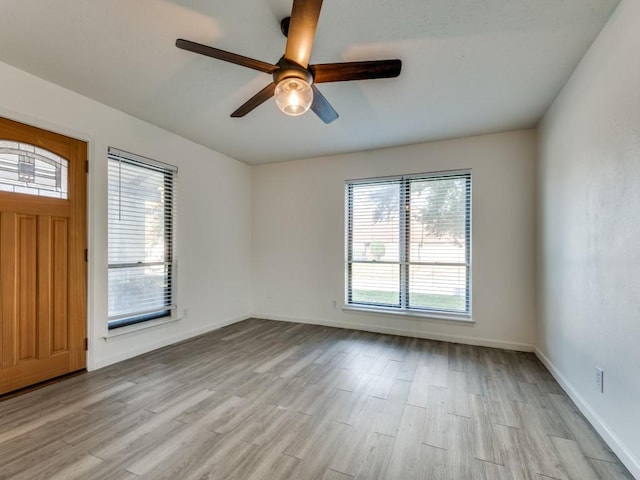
[
  {"xmin": 51, "ymin": 217, "xmax": 69, "ymax": 354},
  {"xmin": 0, "ymin": 116, "xmax": 86, "ymax": 395},
  {"xmin": 1, "ymin": 211, "xmax": 17, "ymax": 370},
  {"xmin": 18, "ymin": 214, "xmax": 38, "ymax": 362}
]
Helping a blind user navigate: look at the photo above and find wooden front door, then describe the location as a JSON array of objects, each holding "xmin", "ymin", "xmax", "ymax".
[{"xmin": 0, "ymin": 117, "xmax": 87, "ymax": 395}]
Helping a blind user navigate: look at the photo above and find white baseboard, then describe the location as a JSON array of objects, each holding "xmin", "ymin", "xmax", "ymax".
[
  {"xmin": 252, "ymin": 312, "xmax": 534, "ymax": 352},
  {"xmin": 92, "ymin": 314, "xmax": 249, "ymax": 370},
  {"xmin": 534, "ymin": 348, "xmax": 640, "ymax": 479}
]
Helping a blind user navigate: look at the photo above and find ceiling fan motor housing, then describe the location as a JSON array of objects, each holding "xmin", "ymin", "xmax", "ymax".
[{"xmin": 274, "ymin": 57, "xmax": 313, "ymax": 85}]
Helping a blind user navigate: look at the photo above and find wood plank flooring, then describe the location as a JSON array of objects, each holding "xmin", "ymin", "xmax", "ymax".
[{"xmin": 0, "ymin": 319, "xmax": 634, "ymax": 479}]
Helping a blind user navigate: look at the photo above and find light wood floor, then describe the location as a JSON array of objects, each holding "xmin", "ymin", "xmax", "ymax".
[{"xmin": 0, "ymin": 319, "xmax": 634, "ymax": 480}]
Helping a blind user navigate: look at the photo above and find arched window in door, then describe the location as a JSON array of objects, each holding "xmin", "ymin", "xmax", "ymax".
[{"xmin": 0, "ymin": 140, "xmax": 68, "ymax": 199}]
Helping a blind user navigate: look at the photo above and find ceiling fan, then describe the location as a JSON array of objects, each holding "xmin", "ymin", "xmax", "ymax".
[{"xmin": 175, "ymin": 0, "xmax": 402, "ymax": 124}]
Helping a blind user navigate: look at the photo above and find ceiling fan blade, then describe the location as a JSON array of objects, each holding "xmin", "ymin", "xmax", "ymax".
[
  {"xmin": 311, "ymin": 59, "xmax": 402, "ymax": 83},
  {"xmin": 176, "ymin": 39, "xmax": 277, "ymax": 74},
  {"xmin": 284, "ymin": 0, "xmax": 323, "ymax": 68},
  {"xmin": 230, "ymin": 82, "xmax": 276, "ymax": 117},
  {"xmin": 310, "ymin": 85, "xmax": 338, "ymax": 124}
]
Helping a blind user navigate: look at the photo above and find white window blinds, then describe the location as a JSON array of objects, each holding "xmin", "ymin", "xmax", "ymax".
[
  {"xmin": 346, "ymin": 171, "xmax": 471, "ymax": 317},
  {"xmin": 107, "ymin": 148, "xmax": 177, "ymax": 329}
]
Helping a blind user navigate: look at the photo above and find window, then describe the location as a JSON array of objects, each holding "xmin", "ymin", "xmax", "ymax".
[
  {"xmin": 346, "ymin": 170, "xmax": 471, "ymax": 319},
  {"xmin": 107, "ymin": 148, "xmax": 177, "ymax": 329},
  {"xmin": 0, "ymin": 140, "xmax": 68, "ymax": 198}
]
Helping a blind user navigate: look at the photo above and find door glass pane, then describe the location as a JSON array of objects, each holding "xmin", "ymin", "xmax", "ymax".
[{"xmin": 0, "ymin": 140, "xmax": 69, "ymax": 198}]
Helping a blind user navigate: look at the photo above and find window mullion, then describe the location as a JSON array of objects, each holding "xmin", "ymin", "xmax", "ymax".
[
  {"xmin": 465, "ymin": 175, "xmax": 472, "ymax": 314},
  {"xmin": 346, "ymin": 183, "xmax": 354, "ymax": 305},
  {"xmin": 164, "ymin": 170, "xmax": 173, "ymax": 320},
  {"xmin": 400, "ymin": 178, "xmax": 409, "ymax": 309}
]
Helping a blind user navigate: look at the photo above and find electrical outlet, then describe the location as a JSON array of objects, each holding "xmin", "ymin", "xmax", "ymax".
[
  {"xmin": 596, "ymin": 367, "xmax": 604, "ymax": 393},
  {"xmin": 182, "ymin": 308, "xmax": 188, "ymax": 318}
]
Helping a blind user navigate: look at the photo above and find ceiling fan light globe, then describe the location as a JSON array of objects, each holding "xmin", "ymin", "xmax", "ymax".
[{"xmin": 275, "ymin": 78, "xmax": 313, "ymax": 116}]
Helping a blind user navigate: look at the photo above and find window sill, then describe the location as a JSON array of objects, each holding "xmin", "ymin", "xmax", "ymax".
[
  {"xmin": 102, "ymin": 315, "xmax": 183, "ymax": 341},
  {"xmin": 342, "ymin": 305, "xmax": 473, "ymax": 323}
]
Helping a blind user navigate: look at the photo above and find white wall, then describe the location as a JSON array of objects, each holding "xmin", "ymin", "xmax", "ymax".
[
  {"xmin": 0, "ymin": 61, "xmax": 252, "ymax": 370},
  {"xmin": 537, "ymin": 0, "xmax": 640, "ymax": 476},
  {"xmin": 252, "ymin": 130, "xmax": 537, "ymax": 350}
]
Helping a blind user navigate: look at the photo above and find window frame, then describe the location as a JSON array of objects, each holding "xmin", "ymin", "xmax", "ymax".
[
  {"xmin": 107, "ymin": 147, "xmax": 177, "ymax": 330},
  {"xmin": 345, "ymin": 170, "xmax": 472, "ymax": 322}
]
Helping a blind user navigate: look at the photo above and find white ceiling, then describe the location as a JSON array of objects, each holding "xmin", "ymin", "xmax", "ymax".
[{"xmin": 0, "ymin": 0, "xmax": 620, "ymax": 165}]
